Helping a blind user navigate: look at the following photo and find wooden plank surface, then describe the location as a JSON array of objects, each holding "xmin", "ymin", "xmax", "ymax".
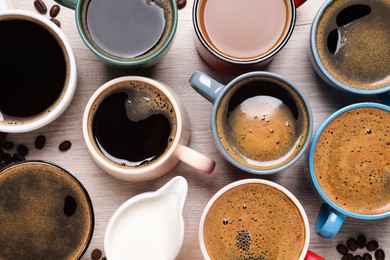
[{"xmin": 6, "ymin": 0, "xmax": 389, "ymax": 259}]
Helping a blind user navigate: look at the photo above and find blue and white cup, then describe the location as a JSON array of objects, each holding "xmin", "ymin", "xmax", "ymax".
[
  {"xmin": 189, "ymin": 71, "xmax": 313, "ymax": 175},
  {"xmin": 309, "ymin": 102, "xmax": 390, "ymax": 239}
]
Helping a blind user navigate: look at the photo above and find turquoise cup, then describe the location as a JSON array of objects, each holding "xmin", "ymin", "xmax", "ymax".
[
  {"xmin": 189, "ymin": 71, "xmax": 313, "ymax": 175},
  {"xmin": 309, "ymin": 102, "xmax": 390, "ymax": 239},
  {"xmin": 54, "ymin": 0, "xmax": 177, "ymax": 68}
]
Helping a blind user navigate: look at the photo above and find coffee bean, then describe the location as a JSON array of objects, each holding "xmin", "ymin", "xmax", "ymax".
[
  {"xmin": 0, "ymin": 148, "xmax": 4, "ymax": 161},
  {"xmin": 0, "ymin": 132, "xmax": 7, "ymax": 141},
  {"xmin": 34, "ymin": 0, "xmax": 47, "ymax": 14},
  {"xmin": 337, "ymin": 244, "xmax": 349, "ymax": 255},
  {"xmin": 347, "ymin": 238, "xmax": 358, "ymax": 252},
  {"xmin": 50, "ymin": 18, "xmax": 61, "ymax": 28},
  {"xmin": 342, "ymin": 254, "xmax": 354, "ymax": 260},
  {"xmin": 35, "ymin": 135, "xmax": 46, "ymax": 149},
  {"xmin": 2, "ymin": 141, "xmax": 14, "ymax": 150},
  {"xmin": 50, "ymin": 4, "xmax": 60, "ymax": 17},
  {"xmin": 17, "ymin": 144, "xmax": 29, "ymax": 157},
  {"xmin": 102, "ymin": 257, "xmax": 107, "ymax": 260},
  {"xmin": 13, "ymin": 153, "xmax": 25, "ymax": 162},
  {"xmin": 91, "ymin": 249, "xmax": 102, "ymax": 260},
  {"xmin": 3, "ymin": 153, "xmax": 12, "ymax": 164},
  {"xmin": 366, "ymin": 241, "xmax": 379, "ymax": 252},
  {"xmin": 59, "ymin": 140, "xmax": 71, "ymax": 152},
  {"xmin": 354, "ymin": 256, "xmax": 362, "ymax": 260},
  {"xmin": 375, "ymin": 249, "xmax": 385, "ymax": 260},
  {"xmin": 176, "ymin": 0, "xmax": 186, "ymax": 9},
  {"xmin": 362, "ymin": 253, "xmax": 372, "ymax": 260},
  {"xmin": 357, "ymin": 235, "xmax": 367, "ymax": 249},
  {"xmin": 0, "ymin": 162, "xmax": 6, "ymax": 170}
]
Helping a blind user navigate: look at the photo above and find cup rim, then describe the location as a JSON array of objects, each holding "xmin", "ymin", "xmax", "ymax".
[
  {"xmin": 82, "ymin": 76, "xmax": 183, "ymax": 178},
  {"xmin": 199, "ymin": 179, "xmax": 310, "ymax": 260},
  {"xmin": 192, "ymin": 0, "xmax": 297, "ymax": 65},
  {"xmin": 210, "ymin": 71, "xmax": 313, "ymax": 175},
  {"xmin": 310, "ymin": 0, "xmax": 390, "ymax": 95},
  {"xmin": 74, "ymin": 0, "xmax": 178, "ymax": 67},
  {"xmin": 309, "ymin": 102, "xmax": 390, "ymax": 219},
  {"xmin": 0, "ymin": 160, "xmax": 95, "ymax": 259},
  {"xmin": 0, "ymin": 10, "xmax": 77, "ymax": 133}
]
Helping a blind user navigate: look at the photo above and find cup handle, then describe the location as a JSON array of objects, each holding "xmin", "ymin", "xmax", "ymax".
[
  {"xmin": 54, "ymin": 0, "xmax": 78, "ymax": 10},
  {"xmin": 0, "ymin": 0, "xmax": 12, "ymax": 9},
  {"xmin": 294, "ymin": 0, "xmax": 307, "ymax": 8},
  {"xmin": 189, "ymin": 71, "xmax": 225, "ymax": 104},
  {"xmin": 176, "ymin": 144, "xmax": 215, "ymax": 174},
  {"xmin": 305, "ymin": 250, "xmax": 325, "ymax": 260},
  {"xmin": 315, "ymin": 203, "xmax": 346, "ymax": 239}
]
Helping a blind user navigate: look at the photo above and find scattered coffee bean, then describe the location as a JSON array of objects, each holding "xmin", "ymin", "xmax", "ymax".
[
  {"xmin": 337, "ymin": 244, "xmax": 350, "ymax": 255},
  {"xmin": 0, "ymin": 162, "xmax": 6, "ymax": 170},
  {"xmin": 102, "ymin": 257, "xmax": 107, "ymax": 260},
  {"xmin": 354, "ymin": 256, "xmax": 362, "ymax": 260},
  {"xmin": 3, "ymin": 153, "xmax": 12, "ymax": 164},
  {"xmin": 342, "ymin": 254, "xmax": 354, "ymax": 260},
  {"xmin": 0, "ymin": 132, "xmax": 7, "ymax": 141},
  {"xmin": 59, "ymin": 140, "xmax": 71, "ymax": 152},
  {"xmin": 91, "ymin": 249, "xmax": 102, "ymax": 260},
  {"xmin": 366, "ymin": 241, "xmax": 379, "ymax": 252},
  {"xmin": 17, "ymin": 144, "xmax": 29, "ymax": 157},
  {"xmin": 2, "ymin": 140, "xmax": 14, "ymax": 150},
  {"xmin": 50, "ymin": 18, "xmax": 61, "ymax": 28},
  {"xmin": 13, "ymin": 153, "xmax": 25, "ymax": 162},
  {"xmin": 357, "ymin": 235, "xmax": 367, "ymax": 249},
  {"xmin": 35, "ymin": 135, "xmax": 46, "ymax": 149},
  {"xmin": 176, "ymin": 0, "xmax": 186, "ymax": 9},
  {"xmin": 34, "ymin": 0, "xmax": 47, "ymax": 14},
  {"xmin": 347, "ymin": 238, "xmax": 359, "ymax": 252},
  {"xmin": 362, "ymin": 253, "xmax": 372, "ymax": 260},
  {"xmin": 0, "ymin": 148, "xmax": 4, "ymax": 161},
  {"xmin": 50, "ymin": 4, "xmax": 60, "ymax": 17},
  {"xmin": 375, "ymin": 249, "xmax": 385, "ymax": 260}
]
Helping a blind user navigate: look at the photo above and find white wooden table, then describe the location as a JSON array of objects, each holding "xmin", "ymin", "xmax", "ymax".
[{"xmin": 7, "ymin": 0, "xmax": 389, "ymax": 259}]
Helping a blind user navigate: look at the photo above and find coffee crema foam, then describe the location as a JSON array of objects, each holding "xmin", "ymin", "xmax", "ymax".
[
  {"xmin": 203, "ymin": 183, "xmax": 306, "ymax": 259},
  {"xmin": 0, "ymin": 162, "xmax": 93, "ymax": 259},
  {"xmin": 316, "ymin": 0, "xmax": 390, "ymax": 90},
  {"xmin": 216, "ymin": 76, "xmax": 309, "ymax": 170},
  {"xmin": 314, "ymin": 107, "xmax": 390, "ymax": 215}
]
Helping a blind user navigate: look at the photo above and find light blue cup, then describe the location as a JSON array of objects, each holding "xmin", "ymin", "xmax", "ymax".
[
  {"xmin": 189, "ymin": 71, "xmax": 313, "ymax": 175},
  {"xmin": 309, "ymin": 102, "xmax": 390, "ymax": 239}
]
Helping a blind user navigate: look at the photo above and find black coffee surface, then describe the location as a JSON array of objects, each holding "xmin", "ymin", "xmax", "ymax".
[
  {"xmin": 0, "ymin": 162, "xmax": 93, "ymax": 259},
  {"xmin": 0, "ymin": 19, "xmax": 66, "ymax": 119},
  {"xmin": 86, "ymin": 0, "xmax": 166, "ymax": 58},
  {"xmin": 92, "ymin": 92, "xmax": 172, "ymax": 167}
]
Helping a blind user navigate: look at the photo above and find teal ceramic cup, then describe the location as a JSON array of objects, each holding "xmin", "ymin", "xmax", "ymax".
[
  {"xmin": 309, "ymin": 0, "xmax": 390, "ymax": 98},
  {"xmin": 309, "ymin": 102, "xmax": 390, "ymax": 239},
  {"xmin": 189, "ymin": 71, "xmax": 313, "ymax": 175},
  {"xmin": 54, "ymin": 0, "xmax": 177, "ymax": 68}
]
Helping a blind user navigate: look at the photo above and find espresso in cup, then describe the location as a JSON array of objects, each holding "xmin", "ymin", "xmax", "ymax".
[
  {"xmin": 80, "ymin": 0, "xmax": 175, "ymax": 60},
  {"xmin": 202, "ymin": 182, "xmax": 307, "ymax": 259},
  {"xmin": 87, "ymin": 80, "xmax": 177, "ymax": 168},
  {"xmin": 0, "ymin": 161, "xmax": 94, "ymax": 259},
  {"xmin": 216, "ymin": 76, "xmax": 310, "ymax": 170},
  {"xmin": 315, "ymin": 0, "xmax": 390, "ymax": 90},
  {"xmin": 313, "ymin": 106, "xmax": 390, "ymax": 215},
  {"xmin": 0, "ymin": 17, "xmax": 69, "ymax": 125}
]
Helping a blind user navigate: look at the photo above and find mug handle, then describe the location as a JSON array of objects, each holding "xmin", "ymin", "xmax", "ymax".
[
  {"xmin": 54, "ymin": 0, "xmax": 78, "ymax": 10},
  {"xmin": 305, "ymin": 250, "xmax": 325, "ymax": 260},
  {"xmin": 189, "ymin": 71, "xmax": 225, "ymax": 104},
  {"xmin": 315, "ymin": 203, "xmax": 346, "ymax": 239},
  {"xmin": 0, "ymin": 0, "xmax": 12, "ymax": 9},
  {"xmin": 176, "ymin": 144, "xmax": 215, "ymax": 174},
  {"xmin": 294, "ymin": 0, "xmax": 307, "ymax": 8}
]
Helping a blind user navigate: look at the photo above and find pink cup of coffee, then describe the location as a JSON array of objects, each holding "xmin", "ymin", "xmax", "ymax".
[{"xmin": 193, "ymin": 0, "xmax": 307, "ymax": 73}]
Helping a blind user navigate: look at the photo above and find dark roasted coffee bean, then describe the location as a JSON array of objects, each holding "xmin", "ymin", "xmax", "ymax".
[
  {"xmin": 35, "ymin": 135, "xmax": 46, "ymax": 149},
  {"xmin": 3, "ymin": 153, "xmax": 12, "ymax": 164},
  {"xmin": 91, "ymin": 249, "xmax": 102, "ymax": 260},
  {"xmin": 357, "ymin": 235, "xmax": 367, "ymax": 249},
  {"xmin": 2, "ymin": 141, "xmax": 14, "ymax": 150},
  {"xmin": 0, "ymin": 132, "xmax": 6, "ymax": 141},
  {"xmin": 354, "ymin": 256, "xmax": 362, "ymax": 260},
  {"xmin": 362, "ymin": 253, "xmax": 372, "ymax": 260},
  {"xmin": 34, "ymin": 0, "xmax": 47, "ymax": 14},
  {"xmin": 342, "ymin": 254, "xmax": 354, "ymax": 260},
  {"xmin": 337, "ymin": 244, "xmax": 349, "ymax": 255},
  {"xmin": 0, "ymin": 148, "xmax": 3, "ymax": 161},
  {"xmin": 50, "ymin": 4, "xmax": 60, "ymax": 17},
  {"xmin": 366, "ymin": 240, "xmax": 379, "ymax": 252},
  {"xmin": 176, "ymin": 0, "xmax": 186, "ymax": 9},
  {"xmin": 17, "ymin": 144, "xmax": 29, "ymax": 157},
  {"xmin": 50, "ymin": 18, "xmax": 61, "ymax": 28},
  {"xmin": 13, "ymin": 153, "xmax": 25, "ymax": 162},
  {"xmin": 347, "ymin": 238, "xmax": 358, "ymax": 252},
  {"xmin": 375, "ymin": 249, "xmax": 385, "ymax": 260},
  {"xmin": 102, "ymin": 257, "xmax": 107, "ymax": 260},
  {"xmin": 59, "ymin": 140, "xmax": 71, "ymax": 152}
]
